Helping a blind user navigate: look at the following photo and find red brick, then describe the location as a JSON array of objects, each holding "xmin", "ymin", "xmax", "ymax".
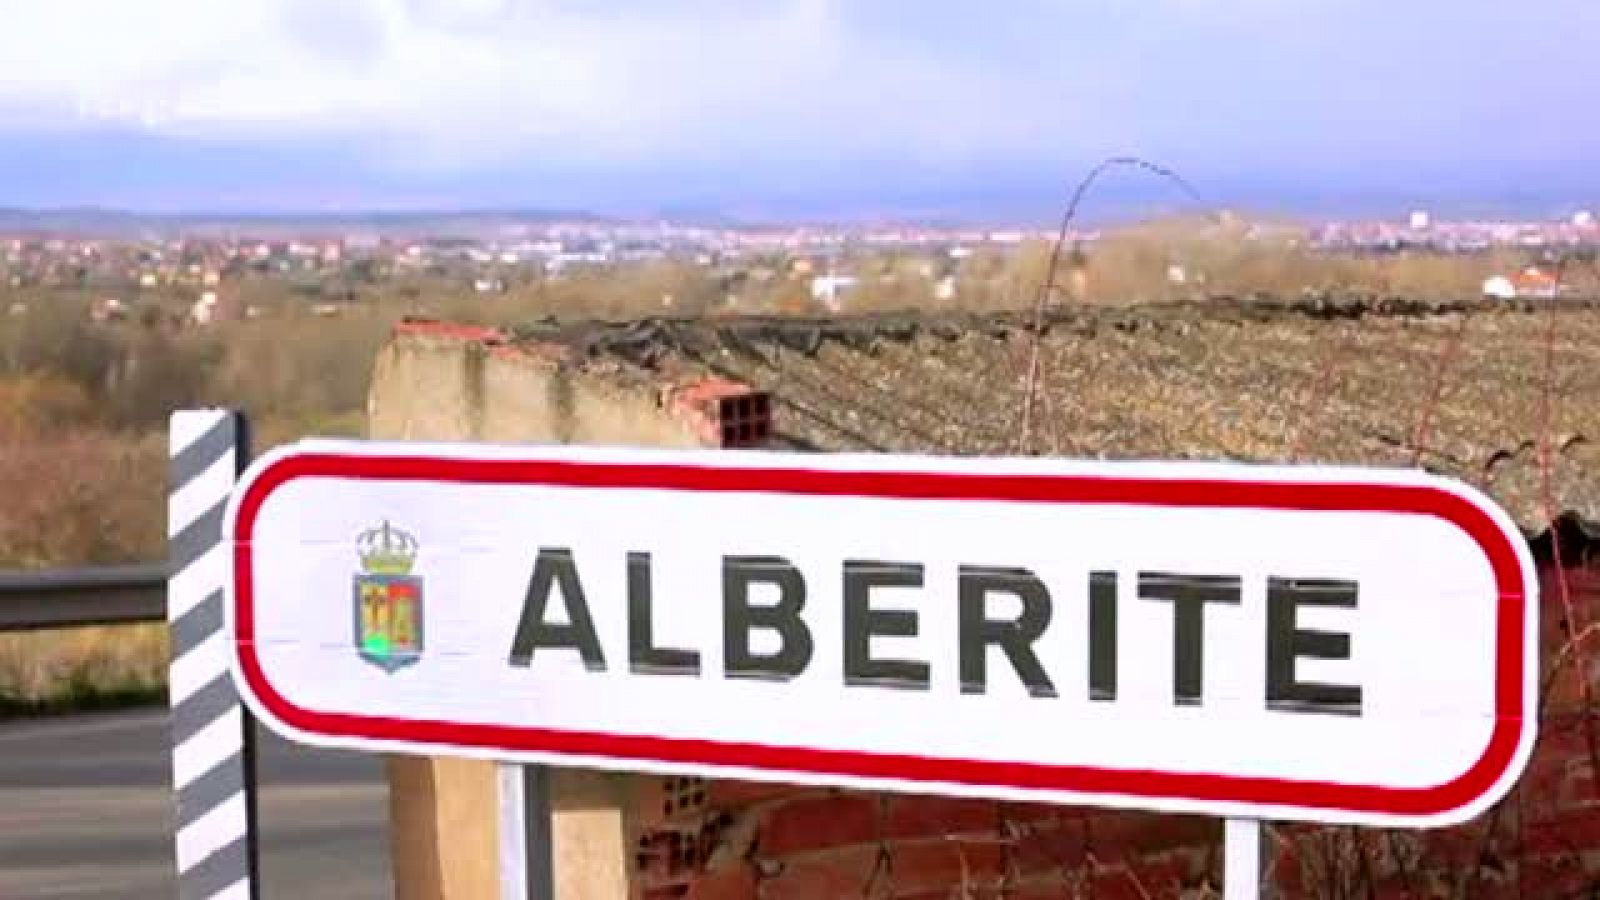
[
  {"xmin": 1009, "ymin": 821, "xmax": 1089, "ymax": 876},
  {"xmin": 708, "ymin": 780, "xmax": 814, "ymax": 812},
  {"xmin": 1519, "ymin": 751, "xmax": 1569, "ymax": 787},
  {"xmin": 1268, "ymin": 857, "xmax": 1305, "ymax": 896},
  {"xmin": 1088, "ymin": 864, "xmax": 1159, "ymax": 900},
  {"xmin": 1532, "ymin": 725, "xmax": 1595, "ymax": 769},
  {"xmin": 1560, "ymin": 764, "xmax": 1598, "ymax": 807},
  {"xmin": 1083, "ymin": 811, "xmax": 1216, "ymax": 857},
  {"xmin": 885, "ymin": 794, "xmax": 1000, "ymax": 841},
  {"xmin": 636, "ymin": 775, "xmax": 714, "ymax": 829},
  {"xmin": 1371, "ymin": 876, "xmax": 1435, "ymax": 900},
  {"xmin": 667, "ymin": 378, "xmax": 771, "ymax": 448},
  {"xmin": 999, "ymin": 801, "xmax": 1074, "ymax": 828},
  {"xmin": 1125, "ymin": 852, "xmax": 1199, "ymax": 893},
  {"xmin": 1521, "ymin": 805, "xmax": 1600, "ymax": 856},
  {"xmin": 881, "ymin": 892, "xmax": 946, "ymax": 900},
  {"xmin": 1559, "ymin": 758, "xmax": 1600, "ymax": 804},
  {"xmin": 757, "ymin": 792, "xmax": 881, "ymax": 858},
  {"xmin": 894, "ymin": 885, "xmax": 1071, "ymax": 900},
  {"xmin": 393, "ymin": 318, "xmax": 506, "ymax": 343},
  {"xmin": 685, "ymin": 863, "xmax": 759, "ymax": 900},
  {"xmin": 1539, "ymin": 637, "xmax": 1600, "ymax": 712},
  {"xmin": 1410, "ymin": 827, "xmax": 1479, "ymax": 869},
  {"xmin": 636, "ymin": 827, "xmax": 718, "ymax": 886},
  {"xmin": 1519, "ymin": 854, "xmax": 1590, "ymax": 898},
  {"xmin": 758, "ymin": 846, "xmax": 881, "ymax": 900},
  {"xmin": 999, "ymin": 878, "xmax": 1083, "ymax": 900},
  {"xmin": 491, "ymin": 338, "xmax": 572, "ymax": 365},
  {"xmin": 885, "ymin": 839, "xmax": 1008, "ymax": 894}
]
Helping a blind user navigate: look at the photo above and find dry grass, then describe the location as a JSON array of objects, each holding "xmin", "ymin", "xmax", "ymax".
[
  {"xmin": 0, "ymin": 431, "xmax": 166, "ymax": 568},
  {"xmin": 0, "ymin": 624, "xmax": 167, "ymax": 714},
  {"xmin": 0, "ymin": 409, "xmax": 362, "ymax": 713},
  {"xmin": 0, "ymin": 429, "xmax": 167, "ymax": 713}
]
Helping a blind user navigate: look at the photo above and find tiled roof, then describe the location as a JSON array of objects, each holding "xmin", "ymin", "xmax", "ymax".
[{"xmin": 492, "ymin": 295, "xmax": 1600, "ymax": 540}]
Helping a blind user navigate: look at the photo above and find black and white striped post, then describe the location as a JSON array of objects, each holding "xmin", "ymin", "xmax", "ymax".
[{"xmin": 167, "ymin": 409, "xmax": 260, "ymax": 900}]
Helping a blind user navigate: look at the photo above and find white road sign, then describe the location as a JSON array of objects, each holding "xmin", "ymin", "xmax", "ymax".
[{"xmin": 224, "ymin": 439, "xmax": 1537, "ymax": 827}]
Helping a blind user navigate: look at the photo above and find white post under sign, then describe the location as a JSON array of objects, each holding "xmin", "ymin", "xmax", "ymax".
[
  {"xmin": 1225, "ymin": 817, "xmax": 1261, "ymax": 900},
  {"xmin": 497, "ymin": 762, "xmax": 552, "ymax": 900},
  {"xmin": 220, "ymin": 439, "xmax": 1539, "ymax": 892}
]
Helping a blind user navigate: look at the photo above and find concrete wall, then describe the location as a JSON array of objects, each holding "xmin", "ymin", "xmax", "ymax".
[
  {"xmin": 366, "ymin": 321, "xmax": 738, "ymax": 900},
  {"xmin": 367, "ymin": 323, "xmax": 708, "ymax": 449}
]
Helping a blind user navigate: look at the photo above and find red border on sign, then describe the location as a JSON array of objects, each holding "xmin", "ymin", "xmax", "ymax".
[{"xmin": 231, "ymin": 452, "xmax": 1530, "ymax": 819}]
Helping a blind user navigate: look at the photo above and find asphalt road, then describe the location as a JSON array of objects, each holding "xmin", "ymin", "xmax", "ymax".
[{"xmin": 0, "ymin": 708, "xmax": 392, "ymax": 899}]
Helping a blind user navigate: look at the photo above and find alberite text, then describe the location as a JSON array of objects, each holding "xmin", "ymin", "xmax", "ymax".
[{"xmin": 506, "ymin": 549, "xmax": 1363, "ymax": 716}]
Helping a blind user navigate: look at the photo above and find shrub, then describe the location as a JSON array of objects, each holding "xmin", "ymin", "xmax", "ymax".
[
  {"xmin": 0, "ymin": 373, "xmax": 101, "ymax": 441},
  {"xmin": 0, "ymin": 429, "xmax": 164, "ymax": 568}
]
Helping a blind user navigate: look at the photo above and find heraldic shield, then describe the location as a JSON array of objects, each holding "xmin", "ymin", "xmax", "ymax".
[{"xmin": 352, "ymin": 520, "xmax": 424, "ymax": 673}]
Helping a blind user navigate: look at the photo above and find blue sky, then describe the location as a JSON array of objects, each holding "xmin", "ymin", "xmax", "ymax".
[{"xmin": 1, "ymin": 0, "xmax": 1596, "ymax": 221}]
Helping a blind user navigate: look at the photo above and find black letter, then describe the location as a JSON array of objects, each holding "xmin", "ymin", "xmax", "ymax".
[
  {"xmin": 723, "ymin": 556, "xmax": 812, "ymax": 681},
  {"xmin": 1138, "ymin": 572, "xmax": 1241, "ymax": 706},
  {"xmin": 843, "ymin": 560, "xmax": 929, "ymax": 690},
  {"xmin": 628, "ymin": 552, "xmax": 700, "ymax": 676},
  {"xmin": 508, "ymin": 548, "xmax": 606, "ymax": 670},
  {"xmin": 958, "ymin": 565, "xmax": 1056, "ymax": 697},
  {"xmin": 1267, "ymin": 577, "xmax": 1362, "ymax": 716},
  {"xmin": 1089, "ymin": 570, "xmax": 1117, "ymax": 702}
]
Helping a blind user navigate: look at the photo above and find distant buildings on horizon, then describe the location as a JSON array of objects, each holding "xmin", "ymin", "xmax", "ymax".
[{"xmin": 2, "ymin": 206, "xmax": 1595, "ymax": 321}]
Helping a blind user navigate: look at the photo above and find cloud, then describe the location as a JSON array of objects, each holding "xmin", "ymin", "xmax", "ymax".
[
  {"xmin": 0, "ymin": 0, "xmax": 1595, "ymax": 195},
  {"xmin": 0, "ymin": 0, "xmax": 1120, "ymax": 169}
]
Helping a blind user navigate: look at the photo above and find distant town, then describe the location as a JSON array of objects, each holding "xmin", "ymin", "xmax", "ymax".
[{"xmin": 2, "ymin": 207, "xmax": 1596, "ymax": 325}]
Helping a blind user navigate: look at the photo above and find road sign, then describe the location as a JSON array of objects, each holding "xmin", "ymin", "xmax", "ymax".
[{"xmin": 224, "ymin": 439, "xmax": 1537, "ymax": 828}]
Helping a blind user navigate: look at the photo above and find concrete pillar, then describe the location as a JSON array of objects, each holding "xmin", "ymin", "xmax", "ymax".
[{"xmin": 365, "ymin": 320, "xmax": 769, "ymax": 899}]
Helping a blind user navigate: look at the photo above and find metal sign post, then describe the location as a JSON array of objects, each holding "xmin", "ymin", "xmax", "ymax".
[
  {"xmin": 1225, "ymin": 817, "xmax": 1262, "ymax": 900},
  {"xmin": 498, "ymin": 763, "xmax": 554, "ymax": 900}
]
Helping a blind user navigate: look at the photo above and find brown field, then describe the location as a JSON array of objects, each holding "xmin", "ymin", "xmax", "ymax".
[
  {"xmin": 0, "ymin": 404, "xmax": 365, "ymax": 712},
  {"xmin": 0, "ymin": 624, "xmax": 168, "ymax": 712},
  {"xmin": 0, "ymin": 231, "xmax": 1594, "ymax": 711}
]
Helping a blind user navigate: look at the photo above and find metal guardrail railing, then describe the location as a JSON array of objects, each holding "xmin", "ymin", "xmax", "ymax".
[{"xmin": 0, "ymin": 563, "xmax": 168, "ymax": 631}]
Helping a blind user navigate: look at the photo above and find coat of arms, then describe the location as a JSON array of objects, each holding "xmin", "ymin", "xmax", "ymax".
[{"xmin": 353, "ymin": 520, "xmax": 424, "ymax": 673}]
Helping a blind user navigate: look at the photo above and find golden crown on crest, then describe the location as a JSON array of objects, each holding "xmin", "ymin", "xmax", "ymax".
[{"xmin": 357, "ymin": 520, "xmax": 418, "ymax": 576}]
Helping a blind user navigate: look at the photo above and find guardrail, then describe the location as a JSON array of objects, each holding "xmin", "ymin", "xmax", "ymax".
[
  {"xmin": 2, "ymin": 409, "xmax": 263, "ymax": 900},
  {"xmin": 0, "ymin": 562, "xmax": 167, "ymax": 631}
]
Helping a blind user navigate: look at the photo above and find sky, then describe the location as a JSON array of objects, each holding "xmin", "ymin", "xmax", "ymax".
[{"xmin": 0, "ymin": 0, "xmax": 1596, "ymax": 222}]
